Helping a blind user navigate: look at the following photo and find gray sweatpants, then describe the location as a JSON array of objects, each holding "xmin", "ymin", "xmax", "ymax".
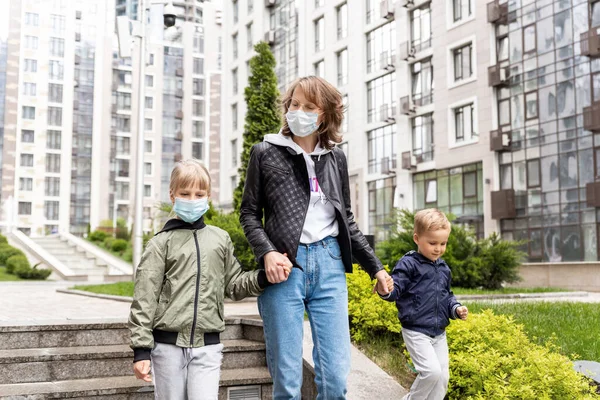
[
  {"xmin": 401, "ymin": 328, "xmax": 449, "ymax": 400},
  {"xmin": 151, "ymin": 342, "xmax": 224, "ymax": 400}
]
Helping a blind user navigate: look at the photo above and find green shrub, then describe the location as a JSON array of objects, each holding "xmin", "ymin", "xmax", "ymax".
[
  {"xmin": 99, "ymin": 219, "xmax": 114, "ymax": 228},
  {"xmin": 123, "ymin": 247, "xmax": 133, "ymax": 262},
  {"xmin": 6, "ymin": 255, "xmax": 29, "ymax": 274},
  {"xmin": 15, "ymin": 263, "xmax": 52, "ymax": 280},
  {"xmin": 115, "ymin": 226, "xmax": 130, "ymax": 241},
  {"xmin": 446, "ymin": 310, "xmax": 599, "ymax": 399},
  {"xmin": 103, "ymin": 236, "xmax": 116, "ymax": 250},
  {"xmin": 206, "ymin": 210, "xmax": 257, "ymax": 271},
  {"xmin": 0, "ymin": 234, "xmax": 8, "ymax": 245},
  {"xmin": 88, "ymin": 230, "xmax": 108, "ymax": 242},
  {"xmin": 111, "ymin": 239, "xmax": 129, "ymax": 253},
  {"xmin": 0, "ymin": 246, "xmax": 24, "ymax": 266}
]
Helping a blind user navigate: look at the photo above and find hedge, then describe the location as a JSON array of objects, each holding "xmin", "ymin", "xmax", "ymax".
[{"xmin": 6, "ymin": 255, "xmax": 29, "ymax": 274}]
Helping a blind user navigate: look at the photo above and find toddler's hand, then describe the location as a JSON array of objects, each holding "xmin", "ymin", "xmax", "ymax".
[
  {"xmin": 456, "ymin": 306, "xmax": 468, "ymax": 320},
  {"xmin": 133, "ymin": 360, "xmax": 152, "ymax": 382},
  {"xmin": 385, "ymin": 276, "xmax": 394, "ymax": 292}
]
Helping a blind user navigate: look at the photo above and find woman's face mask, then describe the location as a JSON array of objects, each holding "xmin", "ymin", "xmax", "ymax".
[{"xmin": 286, "ymin": 110, "xmax": 321, "ymax": 137}]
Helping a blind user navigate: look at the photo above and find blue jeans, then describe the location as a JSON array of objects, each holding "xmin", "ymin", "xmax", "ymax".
[{"xmin": 258, "ymin": 236, "xmax": 351, "ymax": 400}]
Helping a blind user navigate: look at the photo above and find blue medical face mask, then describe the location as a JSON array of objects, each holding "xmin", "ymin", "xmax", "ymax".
[
  {"xmin": 173, "ymin": 197, "xmax": 209, "ymax": 224},
  {"xmin": 286, "ymin": 110, "xmax": 321, "ymax": 137}
]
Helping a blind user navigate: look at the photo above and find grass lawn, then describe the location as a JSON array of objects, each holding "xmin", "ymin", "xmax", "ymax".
[
  {"xmin": 0, "ymin": 266, "xmax": 23, "ymax": 281},
  {"xmin": 464, "ymin": 301, "xmax": 600, "ymax": 361},
  {"xmin": 73, "ymin": 281, "xmax": 134, "ymax": 297},
  {"xmin": 453, "ymin": 287, "xmax": 569, "ymax": 295}
]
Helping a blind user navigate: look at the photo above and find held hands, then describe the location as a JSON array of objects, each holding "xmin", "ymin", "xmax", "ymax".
[
  {"xmin": 264, "ymin": 251, "xmax": 293, "ymax": 284},
  {"xmin": 133, "ymin": 360, "xmax": 152, "ymax": 382},
  {"xmin": 456, "ymin": 306, "xmax": 468, "ymax": 320},
  {"xmin": 372, "ymin": 270, "xmax": 393, "ymax": 296}
]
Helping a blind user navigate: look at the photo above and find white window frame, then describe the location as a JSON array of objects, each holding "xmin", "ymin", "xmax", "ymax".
[
  {"xmin": 446, "ymin": 35, "xmax": 477, "ymax": 89},
  {"xmin": 446, "ymin": 0, "xmax": 475, "ymax": 30},
  {"xmin": 447, "ymin": 96, "xmax": 478, "ymax": 149}
]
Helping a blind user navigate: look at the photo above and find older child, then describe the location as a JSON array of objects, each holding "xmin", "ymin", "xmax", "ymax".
[
  {"xmin": 378, "ymin": 208, "xmax": 468, "ymax": 400},
  {"xmin": 129, "ymin": 159, "xmax": 288, "ymax": 400}
]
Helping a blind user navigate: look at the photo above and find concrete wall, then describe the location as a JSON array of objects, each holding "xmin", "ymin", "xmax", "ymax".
[{"xmin": 508, "ymin": 263, "xmax": 600, "ymax": 292}]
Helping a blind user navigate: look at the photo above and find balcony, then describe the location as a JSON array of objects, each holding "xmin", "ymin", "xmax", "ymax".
[
  {"xmin": 587, "ymin": 182, "xmax": 600, "ymax": 207},
  {"xmin": 488, "ymin": 65, "xmax": 510, "ymax": 87},
  {"xmin": 490, "ymin": 128, "xmax": 512, "ymax": 152},
  {"xmin": 583, "ymin": 102, "xmax": 600, "ymax": 132},
  {"xmin": 580, "ymin": 29, "xmax": 600, "ymax": 58},
  {"xmin": 491, "ymin": 189, "xmax": 516, "ymax": 219},
  {"xmin": 487, "ymin": 0, "xmax": 509, "ymax": 24}
]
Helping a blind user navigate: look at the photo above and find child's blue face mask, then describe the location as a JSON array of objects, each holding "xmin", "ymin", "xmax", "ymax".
[{"xmin": 173, "ymin": 197, "xmax": 209, "ymax": 223}]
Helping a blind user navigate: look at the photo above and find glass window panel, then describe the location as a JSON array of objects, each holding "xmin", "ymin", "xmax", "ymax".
[
  {"xmin": 561, "ymin": 225, "xmax": 581, "ymax": 262},
  {"xmin": 437, "ymin": 176, "xmax": 449, "ymax": 207},
  {"xmin": 425, "ymin": 180, "xmax": 437, "ymax": 203},
  {"xmin": 450, "ymin": 173, "xmax": 463, "ymax": 204},
  {"xmin": 583, "ymin": 224, "xmax": 597, "ymax": 261}
]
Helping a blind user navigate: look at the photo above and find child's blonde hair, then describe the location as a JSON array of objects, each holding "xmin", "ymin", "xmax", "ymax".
[
  {"xmin": 414, "ymin": 209, "xmax": 451, "ymax": 235},
  {"xmin": 169, "ymin": 159, "xmax": 211, "ymax": 195}
]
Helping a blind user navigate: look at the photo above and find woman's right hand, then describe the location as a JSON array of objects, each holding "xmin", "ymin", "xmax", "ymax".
[
  {"xmin": 133, "ymin": 360, "xmax": 152, "ymax": 382},
  {"xmin": 264, "ymin": 251, "xmax": 293, "ymax": 283}
]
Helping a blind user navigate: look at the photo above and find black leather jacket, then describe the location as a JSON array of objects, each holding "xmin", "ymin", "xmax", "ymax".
[{"xmin": 240, "ymin": 141, "xmax": 384, "ymax": 278}]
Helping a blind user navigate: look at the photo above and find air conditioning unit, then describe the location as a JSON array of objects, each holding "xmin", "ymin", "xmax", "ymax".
[
  {"xmin": 380, "ymin": 0, "xmax": 394, "ymax": 19},
  {"xmin": 381, "ymin": 156, "xmax": 393, "ymax": 175},
  {"xmin": 380, "ymin": 104, "xmax": 389, "ymax": 122},
  {"xmin": 403, "ymin": 0, "xmax": 415, "ymax": 7},
  {"xmin": 380, "ymin": 51, "xmax": 389, "ymax": 70},
  {"xmin": 264, "ymin": 30, "xmax": 276, "ymax": 45},
  {"xmin": 408, "ymin": 46, "xmax": 416, "ymax": 57},
  {"xmin": 400, "ymin": 96, "xmax": 416, "ymax": 115},
  {"xmin": 73, "ymin": 100, "xmax": 79, "ymax": 110},
  {"xmin": 176, "ymin": 110, "xmax": 184, "ymax": 119},
  {"xmin": 401, "ymin": 151, "xmax": 416, "ymax": 170},
  {"xmin": 388, "ymin": 54, "xmax": 397, "ymax": 69},
  {"xmin": 176, "ymin": 68, "xmax": 184, "ymax": 77},
  {"xmin": 175, "ymin": 89, "xmax": 184, "ymax": 98},
  {"xmin": 386, "ymin": 105, "xmax": 397, "ymax": 123},
  {"xmin": 265, "ymin": 0, "xmax": 276, "ymax": 8},
  {"xmin": 175, "ymin": 131, "xmax": 183, "ymax": 141}
]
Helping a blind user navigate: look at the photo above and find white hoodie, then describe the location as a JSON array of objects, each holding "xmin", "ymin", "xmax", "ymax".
[{"xmin": 264, "ymin": 132, "xmax": 339, "ymax": 244}]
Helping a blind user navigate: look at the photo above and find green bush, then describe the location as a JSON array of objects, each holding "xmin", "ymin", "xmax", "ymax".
[
  {"xmin": 103, "ymin": 236, "xmax": 116, "ymax": 250},
  {"xmin": 123, "ymin": 247, "xmax": 133, "ymax": 262},
  {"xmin": 111, "ymin": 239, "xmax": 129, "ymax": 253},
  {"xmin": 15, "ymin": 263, "xmax": 52, "ymax": 280},
  {"xmin": 206, "ymin": 210, "xmax": 257, "ymax": 271},
  {"xmin": 6, "ymin": 255, "xmax": 29, "ymax": 274},
  {"xmin": 376, "ymin": 209, "xmax": 525, "ymax": 289},
  {"xmin": 88, "ymin": 230, "xmax": 108, "ymax": 242},
  {"xmin": 0, "ymin": 234, "xmax": 8, "ymax": 245},
  {"xmin": 0, "ymin": 245, "xmax": 24, "ymax": 266},
  {"xmin": 446, "ymin": 310, "xmax": 599, "ymax": 399}
]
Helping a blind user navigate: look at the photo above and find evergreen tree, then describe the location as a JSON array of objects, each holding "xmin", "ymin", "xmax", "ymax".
[{"xmin": 233, "ymin": 42, "xmax": 281, "ymax": 211}]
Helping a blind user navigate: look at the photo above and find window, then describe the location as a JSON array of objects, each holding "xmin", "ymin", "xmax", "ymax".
[
  {"xmin": 20, "ymin": 178, "xmax": 33, "ymax": 191},
  {"xmin": 315, "ymin": 0, "xmax": 324, "ymax": 7},
  {"xmin": 144, "ymin": 185, "xmax": 152, "ymax": 197},
  {"xmin": 314, "ymin": 60, "xmax": 325, "ymax": 77},
  {"xmin": 149, "ymin": 53, "xmax": 155, "ymax": 65},
  {"xmin": 233, "ymin": 0, "xmax": 238, "ymax": 24},
  {"xmin": 526, "ymin": 159, "xmax": 540, "ymax": 188},
  {"xmin": 18, "ymin": 202, "xmax": 32, "ymax": 215},
  {"xmin": 145, "ymin": 96, "xmax": 153, "ymax": 109},
  {"xmin": 23, "ymin": 82, "xmax": 36, "ymax": 96},
  {"xmin": 46, "ymin": 154, "xmax": 61, "ymax": 173},
  {"xmin": 49, "ymin": 37, "xmax": 65, "ymax": 57},
  {"xmin": 25, "ymin": 12, "xmax": 39, "ymax": 26},
  {"xmin": 593, "ymin": 1, "xmax": 600, "ymax": 28},
  {"xmin": 368, "ymin": 177, "xmax": 396, "ymax": 242},
  {"xmin": 47, "ymin": 130, "xmax": 61, "ymax": 149},
  {"xmin": 21, "ymin": 130, "xmax": 34, "ymax": 143},
  {"xmin": 192, "ymin": 142, "xmax": 203, "ymax": 159},
  {"xmin": 49, "ymin": 60, "xmax": 64, "ymax": 80},
  {"xmin": 525, "ymin": 91, "xmax": 538, "ymax": 120},
  {"xmin": 145, "ymin": 74, "xmax": 154, "ymax": 87},
  {"xmin": 114, "ymin": 116, "xmax": 130, "ymax": 132},
  {"xmin": 116, "ymin": 159, "xmax": 129, "ymax": 177},
  {"xmin": 453, "ymin": 0, "xmax": 472, "ymax": 22},
  {"xmin": 193, "ymin": 99, "xmax": 204, "ymax": 117},
  {"xmin": 49, "ymin": 84, "xmax": 63, "ymax": 103},
  {"xmin": 412, "ymin": 114, "xmax": 434, "ymax": 162},
  {"xmin": 45, "ymin": 177, "xmax": 60, "ymax": 196},
  {"xmin": 145, "ymin": 118, "xmax": 153, "ymax": 131},
  {"xmin": 337, "ymin": 3, "xmax": 347, "ymax": 40},
  {"xmin": 24, "ymin": 59, "xmax": 37, "ymax": 72},
  {"xmin": 523, "ymin": 24, "xmax": 536, "ymax": 54},
  {"xmin": 454, "ymin": 103, "xmax": 475, "ymax": 143},
  {"xmin": 116, "ymin": 182, "xmax": 129, "ymax": 200},
  {"xmin": 193, "ymin": 120, "xmax": 204, "ymax": 138},
  {"xmin": 453, "ymin": 43, "xmax": 472, "ymax": 81},
  {"xmin": 248, "ymin": 0, "xmax": 253, "ymax": 14},
  {"xmin": 51, "ymin": 14, "xmax": 66, "ymax": 34},
  {"xmin": 145, "ymin": 140, "xmax": 153, "ymax": 153},
  {"xmin": 44, "ymin": 201, "xmax": 60, "ymax": 220},
  {"xmin": 232, "ymin": 33, "xmax": 238, "ymax": 59},
  {"xmin": 231, "ymin": 139, "xmax": 238, "ymax": 167},
  {"xmin": 412, "ymin": 58, "xmax": 434, "ymax": 106},
  {"xmin": 411, "ymin": 3, "xmax": 432, "ymax": 52},
  {"xmin": 314, "ymin": 17, "xmax": 325, "ymax": 52},
  {"xmin": 116, "ymin": 137, "xmax": 130, "ymax": 155},
  {"xmin": 337, "ymin": 49, "xmax": 348, "ymax": 86},
  {"xmin": 193, "ymin": 78, "xmax": 204, "ymax": 96},
  {"xmin": 116, "ymin": 92, "xmax": 131, "ymax": 110},
  {"xmin": 247, "ymin": 23, "xmax": 253, "ymax": 50},
  {"xmin": 22, "ymin": 106, "xmax": 35, "ymax": 120},
  {"xmin": 367, "ymin": 72, "xmax": 396, "ymax": 123},
  {"xmin": 232, "ymin": 68, "xmax": 238, "ymax": 94},
  {"xmin": 144, "ymin": 162, "xmax": 152, "ymax": 176},
  {"xmin": 20, "ymin": 153, "xmax": 34, "ymax": 167},
  {"xmin": 367, "ymin": 124, "xmax": 397, "ymax": 174},
  {"xmin": 48, "ymin": 107, "xmax": 63, "ymax": 126},
  {"xmin": 342, "ymin": 95, "xmax": 348, "ymax": 133},
  {"xmin": 25, "ymin": 35, "xmax": 38, "ymax": 49},
  {"xmin": 193, "ymin": 57, "xmax": 204, "ymax": 75},
  {"xmin": 232, "ymin": 104, "xmax": 238, "ymax": 130},
  {"xmin": 366, "ymin": 22, "xmax": 396, "ymax": 73}
]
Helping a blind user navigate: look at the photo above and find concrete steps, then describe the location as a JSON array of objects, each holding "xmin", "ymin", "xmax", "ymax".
[{"xmin": 0, "ymin": 319, "xmax": 275, "ymax": 399}]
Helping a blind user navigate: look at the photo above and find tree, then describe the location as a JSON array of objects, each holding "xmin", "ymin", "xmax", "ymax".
[{"xmin": 233, "ymin": 41, "xmax": 281, "ymax": 211}]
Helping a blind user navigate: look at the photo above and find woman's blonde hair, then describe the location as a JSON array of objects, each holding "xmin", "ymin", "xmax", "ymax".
[
  {"xmin": 414, "ymin": 209, "xmax": 451, "ymax": 235},
  {"xmin": 169, "ymin": 159, "xmax": 211, "ymax": 195},
  {"xmin": 281, "ymin": 76, "xmax": 344, "ymax": 150}
]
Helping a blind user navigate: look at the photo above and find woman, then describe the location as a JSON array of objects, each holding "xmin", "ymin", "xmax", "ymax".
[{"xmin": 240, "ymin": 76, "xmax": 391, "ymax": 400}]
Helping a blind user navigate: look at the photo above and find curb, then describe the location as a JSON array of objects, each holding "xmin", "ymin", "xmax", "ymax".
[
  {"xmin": 57, "ymin": 288, "xmax": 259, "ymax": 304},
  {"xmin": 456, "ymin": 291, "xmax": 589, "ymax": 300}
]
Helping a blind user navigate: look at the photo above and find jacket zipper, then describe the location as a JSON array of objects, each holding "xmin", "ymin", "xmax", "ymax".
[
  {"xmin": 435, "ymin": 264, "xmax": 439, "ymax": 332},
  {"xmin": 190, "ymin": 230, "xmax": 202, "ymax": 345}
]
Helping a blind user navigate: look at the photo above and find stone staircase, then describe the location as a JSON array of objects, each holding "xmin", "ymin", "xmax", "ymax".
[{"xmin": 0, "ymin": 318, "xmax": 280, "ymax": 399}]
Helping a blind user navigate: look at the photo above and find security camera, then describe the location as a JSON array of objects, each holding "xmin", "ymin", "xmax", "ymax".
[{"xmin": 163, "ymin": 2, "xmax": 177, "ymax": 28}]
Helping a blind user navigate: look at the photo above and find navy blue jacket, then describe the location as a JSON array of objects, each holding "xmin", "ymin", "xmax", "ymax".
[{"xmin": 381, "ymin": 251, "xmax": 461, "ymax": 337}]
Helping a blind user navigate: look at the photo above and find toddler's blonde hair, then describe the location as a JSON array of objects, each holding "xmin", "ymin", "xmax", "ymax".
[
  {"xmin": 169, "ymin": 159, "xmax": 211, "ymax": 195},
  {"xmin": 414, "ymin": 208, "xmax": 451, "ymax": 235}
]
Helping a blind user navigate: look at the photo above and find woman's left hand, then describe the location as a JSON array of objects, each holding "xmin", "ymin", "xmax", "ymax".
[{"xmin": 373, "ymin": 270, "xmax": 391, "ymax": 295}]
